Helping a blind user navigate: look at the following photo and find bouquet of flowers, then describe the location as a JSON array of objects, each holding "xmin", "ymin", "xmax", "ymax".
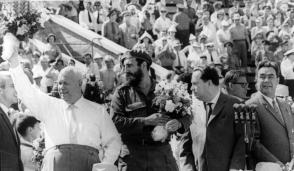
[
  {"xmin": 32, "ymin": 137, "xmax": 45, "ymax": 170},
  {"xmin": 2, "ymin": 9, "xmax": 41, "ymax": 41},
  {"xmin": 151, "ymin": 80, "xmax": 192, "ymax": 142}
]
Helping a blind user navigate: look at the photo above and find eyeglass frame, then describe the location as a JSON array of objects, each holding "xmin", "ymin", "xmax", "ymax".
[{"xmin": 231, "ymin": 82, "xmax": 249, "ymax": 88}]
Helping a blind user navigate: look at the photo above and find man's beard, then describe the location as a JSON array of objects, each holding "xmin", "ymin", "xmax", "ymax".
[{"xmin": 126, "ymin": 68, "xmax": 143, "ymax": 87}]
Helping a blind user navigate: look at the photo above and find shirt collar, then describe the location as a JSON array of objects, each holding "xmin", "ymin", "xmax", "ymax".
[
  {"xmin": 209, "ymin": 89, "xmax": 221, "ymax": 105},
  {"xmin": 0, "ymin": 103, "xmax": 9, "ymax": 116},
  {"xmin": 65, "ymin": 96, "xmax": 84, "ymax": 109},
  {"xmin": 260, "ymin": 92, "xmax": 275, "ymax": 106}
]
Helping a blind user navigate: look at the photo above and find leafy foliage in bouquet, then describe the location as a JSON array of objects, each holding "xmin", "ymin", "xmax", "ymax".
[
  {"xmin": 32, "ymin": 137, "xmax": 45, "ymax": 170},
  {"xmin": 2, "ymin": 9, "xmax": 41, "ymax": 40},
  {"xmin": 153, "ymin": 80, "xmax": 192, "ymax": 118}
]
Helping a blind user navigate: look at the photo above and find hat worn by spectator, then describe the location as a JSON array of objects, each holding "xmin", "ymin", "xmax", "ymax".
[
  {"xmin": 94, "ymin": 53, "xmax": 103, "ymax": 60},
  {"xmin": 121, "ymin": 11, "xmax": 131, "ymax": 17},
  {"xmin": 176, "ymin": 3, "xmax": 185, "ymax": 9},
  {"xmin": 205, "ymin": 42, "xmax": 214, "ymax": 47},
  {"xmin": 252, "ymin": 30, "xmax": 264, "ymax": 40},
  {"xmin": 47, "ymin": 34, "xmax": 56, "ymax": 43},
  {"xmin": 160, "ymin": 6, "xmax": 168, "ymax": 12},
  {"xmin": 139, "ymin": 31, "xmax": 154, "ymax": 43},
  {"xmin": 217, "ymin": 9, "xmax": 225, "ymax": 14},
  {"xmin": 213, "ymin": 1, "xmax": 223, "ymax": 8},
  {"xmin": 224, "ymin": 41, "xmax": 233, "ymax": 47},
  {"xmin": 199, "ymin": 32, "xmax": 208, "ymax": 40},
  {"xmin": 168, "ymin": 25, "xmax": 177, "ymax": 33},
  {"xmin": 189, "ymin": 34, "xmax": 196, "ymax": 41},
  {"xmin": 104, "ymin": 55, "xmax": 114, "ymax": 63},
  {"xmin": 284, "ymin": 48, "xmax": 294, "ymax": 56},
  {"xmin": 221, "ymin": 20, "xmax": 230, "ymax": 27},
  {"xmin": 173, "ymin": 40, "xmax": 182, "ymax": 47}
]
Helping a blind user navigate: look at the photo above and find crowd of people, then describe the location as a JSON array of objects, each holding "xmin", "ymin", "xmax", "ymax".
[{"xmin": 1, "ymin": 0, "xmax": 294, "ymax": 171}]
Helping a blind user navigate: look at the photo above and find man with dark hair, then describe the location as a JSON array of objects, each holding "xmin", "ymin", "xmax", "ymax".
[
  {"xmin": 0, "ymin": 71, "xmax": 23, "ymax": 171},
  {"xmin": 223, "ymin": 70, "xmax": 248, "ymax": 101},
  {"xmin": 15, "ymin": 115, "xmax": 41, "ymax": 171},
  {"xmin": 179, "ymin": 65, "xmax": 245, "ymax": 171},
  {"xmin": 111, "ymin": 50, "xmax": 191, "ymax": 170},
  {"xmin": 246, "ymin": 61, "xmax": 294, "ymax": 167}
]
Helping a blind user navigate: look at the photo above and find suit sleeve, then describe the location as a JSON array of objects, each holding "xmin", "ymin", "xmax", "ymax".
[
  {"xmin": 178, "ymin": 131, "xmax": 197, "ymax": 171},
  {"xmin": 251, "ymin": 115, "xmax": 281, "ymax": 164},
  {"xmin": 110, "ymin": 88, "xmax": 145, "ymax": 134}
]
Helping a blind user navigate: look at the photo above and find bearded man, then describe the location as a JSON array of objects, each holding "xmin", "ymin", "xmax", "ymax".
[{"xmin": 111, "ymin": 49, "xmax": 191, "ymax": 171}]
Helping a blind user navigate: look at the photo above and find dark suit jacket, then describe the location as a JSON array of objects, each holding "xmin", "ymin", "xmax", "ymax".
[
  {"xmin": 246, "ymin": 92, "xmax": 294, "ymax": 164},
  {"xmin": 0, "ymin": 107, "xmax": 23, "ymax": 171},
  {"xmin": 179, "ymin": 93, "xmax": 245, "ymax": 171}
]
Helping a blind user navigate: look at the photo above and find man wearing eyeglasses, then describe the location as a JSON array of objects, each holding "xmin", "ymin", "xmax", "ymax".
[
  {"xmin": 246, "ymin": 61, "xmax": 294, "ymax": 168},
  {"xmin": 223, "ymin": 70, "xmax": 248, "ymax": 101}
]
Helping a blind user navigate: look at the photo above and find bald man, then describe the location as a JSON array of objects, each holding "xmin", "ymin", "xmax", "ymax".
[
  {"xmin": 0, "ymin": 71, "xmax": 23, "ymax": 171},
  {"xmin": 8, "ymin": 55, "xmax": 121, "ymax": 171}
]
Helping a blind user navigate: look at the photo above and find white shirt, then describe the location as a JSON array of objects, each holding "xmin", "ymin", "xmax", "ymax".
[
  {"xmin": 10, "ymin": 66, "xmax": 122, "ymax": 164},
  {"xmin": 173, "ymin": 50, "xmax": 187, "ymax": 70},
  {"xmin": 93, "ymin": 10, "xmax": 106, "ymax": 32},
  {"xmin": 0, "ymin": 103, "xmax": 9, "ymax": 117},
  {"xmin": 79, "ymin": 10, "xmax": 94, "ymax": 30},
  {"xmin": 190, "ymin": 90, "xmax": 221, "ymax": 168},
  {"xmin": 281, "ymin": 58, "xmax": 294, "ymax": 80}
]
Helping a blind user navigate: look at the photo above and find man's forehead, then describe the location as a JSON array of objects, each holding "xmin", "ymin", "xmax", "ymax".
[{"xmin": 258, "ymin": 67, "xmax": 276, "ymax": 75}]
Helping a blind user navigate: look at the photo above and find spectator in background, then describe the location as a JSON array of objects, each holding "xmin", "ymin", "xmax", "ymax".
[
  {"xmin": 100, "ymin": 55, "xmax": 117, "ymax": 94},
  {"xmin": 172, "ymin": 40, "xmax": 187, "ymax": 74},
  {"xmin": 183, "ymin": 0, "xmax": 197, "ymax": 35},
  {"xmin": 15, "ymin": 115, "xmax": 41, "ymax": 171},
  {"xmin": 93, "ymin": 53, "xmax": 104, "ymax": 70},
  {"xmin": 173, "ymin": 3, "xmax": 190, "ymax": 47},
  {"xmin": 223, "ymin": 70, "xmax": 249, "ymax": 101},
  {"xmin": 281, "ymin": 49, "xmax": 294, "ymax": 99},
  {"xmin": 44, "ymin": 34, "xmax": 61, "ymax": 61},
  {"xmin": 135, "ymin": 31, "xmax": 154, "ymax": 58},
  {"xmin": 102, "ymin": 9, "xmax": 121, "ymax": 44},
  {"xmin": 230, "ymin": 13, "xmax": 250, "ymax": 67},
  {"xmin": 69, "ymin": 59, "xmax": 76, "ymax": 66},
  {"xmin": 84, "ymin": 53, "xmax": 101, "ymax": 81},
  {"xmin": 79, "ymin": 1, "xmax": 94, "ymax": 30},
  {"xmin": 93, "ymin": 1, "xmax": 107, "ymax": 34},
  {"xmin": 119, "ymin": 11, "xmax": 139, "ymax": 49},
  {"xmin": 32, "ymin": 51, "xmax": 41, "ymax": 65},
  {"xmin": 32, "ymin": 55, "xmax": 50, "ymax": 87},
  {"xmin": 153, "ymin": 6, "xmax": 172, "ymax": 38}
]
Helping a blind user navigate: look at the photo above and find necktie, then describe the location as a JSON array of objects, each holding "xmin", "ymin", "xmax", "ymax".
[
  {"xmin": 209, "ymin": 51, "xmax": 213, "ymax": 63},
  {"xmin": 272, "ymin": 100, "xmax": 284, "ymax": 124},
  {"xmin": 88, "ymin": 11, "xmax": 92, "ymax": 23},
  {"xmin": 97, "ymin": 12, "xmax": 100, "ymax": 24},
  {"xmin": 111, "ymin": 22, "xmax": 116, "ymax": 38},
  {"xmin": 205, "ymin": 102, "xmax": 213, "ymax": 123},
  {"xmin": 176, "ymin": 50, "xmax": 182, "ymax": 67},
  {"xmin": 68, "ymin": 105, "xmax": 78, "ymax": 143}
]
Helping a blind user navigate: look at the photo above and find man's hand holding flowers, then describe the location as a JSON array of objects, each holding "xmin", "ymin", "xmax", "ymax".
[
  {"xmin": 143, "ymin": 113, "xmax": 170, "ymax": 126},
  {"xmin": 166, "ymin": 119, "xmax": 182, "ymax": 133}
]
